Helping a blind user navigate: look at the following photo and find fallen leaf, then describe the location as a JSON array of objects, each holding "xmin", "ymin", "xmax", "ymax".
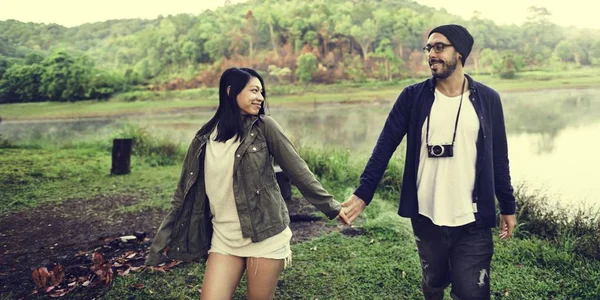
[
  {"xmin": 51, "ymin": 264, "xmax": 65, "ymax": 285},
  {"xmin": 130, "ymin": 283, "xmax": 145, "ymax": 289},
  {"xmin": 32, "ymin": 267, "xmax": 50, "ymax": 289},
  {"xmin": 118, "ymin": 267, "xmax": 131, "ymax": 276},
  {"xmin": 49, "ymin": 288, "xmax": 68, "ymax": 297},
  {"xmin": 163, "ymin": 260, "xmax": 181, "ymax": 270},
  {"xmin": 92, "ymin": 252, "xmax": 104, "ymax": 266}
]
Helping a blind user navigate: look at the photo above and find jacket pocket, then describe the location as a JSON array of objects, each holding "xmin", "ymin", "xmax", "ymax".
[
  {"xmin": 251, "ymin": 181, "xmax": 286, "ymax": 230},
  {"xmin": 187, "ymin": 213, "xmax": 210, "ymax": 252},
  {"xmin": 243, "ymin": 141, "xmax": 269, "ymax": 173}
]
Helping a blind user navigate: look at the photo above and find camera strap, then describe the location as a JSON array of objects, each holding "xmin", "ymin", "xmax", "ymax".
[{"xmin": 426, "ymin": 77, "xmax": 466, "ymax": 146}]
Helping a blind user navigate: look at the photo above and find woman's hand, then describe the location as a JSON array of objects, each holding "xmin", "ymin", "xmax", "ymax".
[{"xmin": 337, "ymin": 208, "xmax": 351, "ymax": 225}]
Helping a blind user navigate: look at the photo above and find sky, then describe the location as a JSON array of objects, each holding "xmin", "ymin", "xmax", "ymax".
[{"xmin": 0, "ymin": 0, "xmax": 598, "ymax": 29}]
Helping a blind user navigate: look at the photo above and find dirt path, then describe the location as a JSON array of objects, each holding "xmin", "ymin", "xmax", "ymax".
[{"xmin": 0, "ymin": 195, "xmax": 342, "ymax": 299}]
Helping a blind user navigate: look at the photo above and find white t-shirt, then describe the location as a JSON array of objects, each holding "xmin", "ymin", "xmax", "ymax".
[
  {"xmin": 204, "ymin": 130, "xmax": 292, "ymax": 257},
  {"xmin": 417, "ymin": 88, "xmax": 479, "ymax": 227}
]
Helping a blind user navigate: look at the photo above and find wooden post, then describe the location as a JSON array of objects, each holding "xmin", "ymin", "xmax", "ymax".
[{"xmin": 111, "ymin": 138, "xmax": 133, "ymax": 175}]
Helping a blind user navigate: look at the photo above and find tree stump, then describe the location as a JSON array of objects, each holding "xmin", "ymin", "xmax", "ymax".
[{"xmin": 111, "ymin": 138, "xmax": 133, "ymax": 175}]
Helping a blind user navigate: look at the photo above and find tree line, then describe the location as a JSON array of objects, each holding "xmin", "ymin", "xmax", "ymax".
[{"xmin": 1, "ymin": 0, "xmax": 599, "ymax": 103}]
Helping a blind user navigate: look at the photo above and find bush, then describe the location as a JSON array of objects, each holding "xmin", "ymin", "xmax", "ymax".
[
  {"xmin": 512, "ymin": 185, "xmax": 600, "ymax": 259},
  {"xmin": 113, "ymin": 126, "xmax": 185, "ymax": 166}
]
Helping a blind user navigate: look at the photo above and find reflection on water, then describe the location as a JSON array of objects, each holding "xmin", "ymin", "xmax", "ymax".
[{"xmin": 1, "ymin": 88, "xmax": 599, "ymax": 207}]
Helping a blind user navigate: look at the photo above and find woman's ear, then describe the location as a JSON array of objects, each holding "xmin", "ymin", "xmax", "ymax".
[{"xmin": 227, "ymin": 85, "xmax": 231, "ymax": 97}]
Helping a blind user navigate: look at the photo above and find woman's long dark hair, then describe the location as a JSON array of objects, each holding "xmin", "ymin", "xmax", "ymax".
[{"xmin": 197, "ymin": 67, "xmax": 267, "ymax": 142}]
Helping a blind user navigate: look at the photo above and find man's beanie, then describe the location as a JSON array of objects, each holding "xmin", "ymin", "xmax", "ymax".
[{"xmin": 428, "ymin": 24, "xmax": 474, "ymax": 66}]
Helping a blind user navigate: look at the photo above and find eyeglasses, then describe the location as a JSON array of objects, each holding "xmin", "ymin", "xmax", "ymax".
[{"xmin": 423, "ymin": 42, "xmax": 453, "ymax": 54}]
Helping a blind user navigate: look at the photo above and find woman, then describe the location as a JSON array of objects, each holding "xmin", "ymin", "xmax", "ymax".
[{"xmin": 145, "ymin": 67, "xmax": 349, "ymax": 299}]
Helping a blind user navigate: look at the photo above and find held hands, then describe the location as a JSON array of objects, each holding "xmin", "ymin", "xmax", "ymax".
[
  {"xmin": 338, "ymin": 194, "xmax": 367, "ymax": 225},
  {"xmin": 337, "ymin": 208, "xmax": 351, "ymax": 225},
  {"xmin": 499, "ymin": 214, "xmax": 517, "ymax": 239}
]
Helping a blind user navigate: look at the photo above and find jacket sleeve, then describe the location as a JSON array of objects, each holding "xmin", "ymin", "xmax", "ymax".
[
  {"xmin": 353, "ymin": 89, "xmax": 410, "ymax": 204},
  {"xmin": 491, "ymin": 93, "xmax": 516, "ymax": 215},
  {"xmin": 145, "ymin": 140, "xmax": 195, "ymax": 266},
  {"xmin": 260, "ymin": 116, "xmax": 341, "ymax": 219}
]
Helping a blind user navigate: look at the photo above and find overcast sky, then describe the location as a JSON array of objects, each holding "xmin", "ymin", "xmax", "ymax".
[{"xmin": 0, "ymin": 0, "xmax": 597, "ymax": 29}]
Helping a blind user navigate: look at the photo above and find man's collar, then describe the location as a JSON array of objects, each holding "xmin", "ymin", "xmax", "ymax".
[{"xmin": 427, "ymin": 74, "xmax": 477, "ymax": 93}]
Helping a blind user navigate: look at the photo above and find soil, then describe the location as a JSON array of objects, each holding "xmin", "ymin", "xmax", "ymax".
[{"xmin": 0, "ymin": 194, "xmax": 353, "ymax": 299}]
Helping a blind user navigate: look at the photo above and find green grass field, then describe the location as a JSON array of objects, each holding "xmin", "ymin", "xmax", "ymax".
[{"xmin": 2, "ymin": 138, "xmax": 600, "ymax": 299}]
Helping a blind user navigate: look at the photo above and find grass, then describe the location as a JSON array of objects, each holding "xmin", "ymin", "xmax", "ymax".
[
  {"xmin": 2, "ymin": 68, "xmax": 600, "ymax": 121},
  {"xmin": 0, "ymin": 128, "xmax": 187, "ymax": 214},
  {"xmin": 3, "ymin": 132, "xmax": 600, "ymax": 299}
]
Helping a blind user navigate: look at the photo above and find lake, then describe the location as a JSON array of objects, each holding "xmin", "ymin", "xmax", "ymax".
[{"xmin": 2, "ymin": 87, "xmax": 599, "ymax": 209}]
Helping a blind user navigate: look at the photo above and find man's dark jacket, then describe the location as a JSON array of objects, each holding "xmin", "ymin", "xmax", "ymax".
[{"xmin": 354, "ymin": 74, "xmax": 516, "ymax": 228}]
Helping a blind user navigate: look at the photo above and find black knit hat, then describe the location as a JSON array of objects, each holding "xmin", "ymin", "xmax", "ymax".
[{"xmin": 428, "ymin": 24, "xmax": 474, "ymax": 66}]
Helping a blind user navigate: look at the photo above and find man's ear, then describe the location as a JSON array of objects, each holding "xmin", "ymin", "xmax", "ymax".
[{"xmin": 227, "ymin": 86, "xmax": 231, "ymax": 97}]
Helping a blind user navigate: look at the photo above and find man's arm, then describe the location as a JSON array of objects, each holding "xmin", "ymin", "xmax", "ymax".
[
  {"xmin": 492, "ymin": 93, "xmax": 517, "ymax": 239},
  {"xmin": 491, "ymin": 93, "xmax": 516, "ymax": 215},
  {"xmin": 344, "ymin": 89, "xmax": 411, "ymax": 222}
]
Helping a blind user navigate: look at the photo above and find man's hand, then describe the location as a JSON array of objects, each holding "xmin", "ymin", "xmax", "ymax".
[
  {"xmin": 499, "ymin": 214, "xmax": 517, "ymax": 239},
  {"xmin": 341, "ymin": 194, "xmax": 367, "ymax": 224}
]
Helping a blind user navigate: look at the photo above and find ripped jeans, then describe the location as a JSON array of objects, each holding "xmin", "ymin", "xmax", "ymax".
[{"xmin": 411, "ymin": 215, "xmax": 493, "ymax": 300}]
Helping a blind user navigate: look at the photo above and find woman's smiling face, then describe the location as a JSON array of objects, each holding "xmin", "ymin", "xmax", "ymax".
[{"xmin": 236, "ymin": 77, "xmax": 264, "ymax": 115}]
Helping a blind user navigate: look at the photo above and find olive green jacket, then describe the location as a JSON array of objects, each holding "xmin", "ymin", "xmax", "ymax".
[{"xmin": 145, "ymin": 115, "xmax": 341, "ymax": 266}]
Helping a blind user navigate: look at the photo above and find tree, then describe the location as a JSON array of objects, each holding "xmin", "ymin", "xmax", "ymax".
[
  {"xmin": 0, "ymin": 64, "xmax": 45, "ymax": 103},
  {"xmin": 40, "ymin": 51, "xmax": 95, "ymax": 101},
  {"xmin": 522, "ymin": 6, "xmax": 563, "ymax": 66},
  {"xmin": 373, "ymin": 38, "xmax": 402, "ymax": 81},
  {"xmin": 180, "ymin": 41, "xmax": 199, "ymax": 66},
  {"xmin": 296, "ymin": 53, "xmax": 317, "ymax": 84},
  {"xmin": 479, "ymin": 48, "xmax": 497, "ymax": 75},
  {"xmin": 350, "ymin": 18, "xmax": 378, "ymax": 61},
  {"xmin": 0, "ymin": 55, "xmax": 11, "ymax": 80},
  {"xmin": 492, "ymin": 51, "xmax": 525, "ymax": 79}
]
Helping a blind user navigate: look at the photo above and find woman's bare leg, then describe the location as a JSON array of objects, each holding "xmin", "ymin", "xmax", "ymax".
[
  {"xmin": 200, "ymin": 253, "xmax": 246, "ymax": 300},
  {"xmin": 245, "ymin": 257, "xmax": 284, "ymax": 300}
]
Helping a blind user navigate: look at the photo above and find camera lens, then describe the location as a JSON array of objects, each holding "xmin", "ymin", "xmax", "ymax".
[{"xmin": 432, "ymin": 145, "xmax": 444, "ymax": 156}]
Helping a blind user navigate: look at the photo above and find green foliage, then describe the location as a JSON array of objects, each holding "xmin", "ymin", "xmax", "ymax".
[
  {"xmin": 0, "ymin": 63, "xmax": 46, "ymax": 102},
  {"xmin": 491, "ymin": 51, "xmax": 525, "ymax": 79},
  {"xmin": 343, "ymin": 56, "xmax": 367, "ymax": 83},
  {"xmin": 1, "ymin": 0, "xmax": 600, "ymax": 101},
  {"xmin": 4, "ymin": 130, "xmax": 600, "ymax": 298},
  {"xmin": 0, "ymin": 51, "xmax": 125, "ymax": 103},
  {"xmin": 295, "ymin": 53, "xmax": 317, "ymax": 84},
  {"xmin": 114, "ymin": 125, "xmax": 185, "ymax": 167},
  {"xmin": 513, "ymin": 185, "xmax": 600, "ymax": 260}
]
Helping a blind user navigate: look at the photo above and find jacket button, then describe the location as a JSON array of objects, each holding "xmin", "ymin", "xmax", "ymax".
[
  {"xmin": 256, "ymin": 190, "xmax": 260, "ymax": 195},
  {"xmin": 252, "ymin": 147, "xmax": 257, "ymax": 151},
  {"xmin": 251, "ymin": 133, "xmax": 255, "ymax": 136},
  {"xmin": 236, "ymin": 154, "xmax": 240, "ymax": 158},
  {"xmin": 190, "ymin": 172, "xmax": 193, "ymax": 175}
]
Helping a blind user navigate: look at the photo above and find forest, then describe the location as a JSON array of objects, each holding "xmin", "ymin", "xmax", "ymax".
[{"xmin": 1, "ymin": 0, "xmax": 599, "ymax": 103}]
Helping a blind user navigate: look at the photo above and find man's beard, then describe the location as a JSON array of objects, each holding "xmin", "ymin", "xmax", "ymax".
[{"xmin": 429, "ymin": 56, "xmax": 458, "ymax": 79}]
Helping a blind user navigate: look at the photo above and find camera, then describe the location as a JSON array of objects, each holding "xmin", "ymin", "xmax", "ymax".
[{"xmin": 427, "ymin": 144, "xmax": 454, "ymax": 158}]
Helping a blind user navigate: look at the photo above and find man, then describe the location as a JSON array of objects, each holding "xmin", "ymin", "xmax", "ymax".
[{"xmin": 342, "ymin": 24, "xmax": 517, "ymax": 300}]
